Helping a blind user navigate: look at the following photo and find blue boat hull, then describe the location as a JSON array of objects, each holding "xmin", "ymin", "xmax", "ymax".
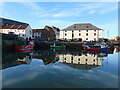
[{"xmin": 100, "ymin": 48, "xmax": 107, "ymax": 53}]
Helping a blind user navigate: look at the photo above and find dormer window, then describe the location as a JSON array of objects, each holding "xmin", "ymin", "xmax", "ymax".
[
  {"xmin": 86, "ymin": 26, "xmax": 89, "ymax": 28},
  {"xmin": 74, "ymin": 26, "xmax": 76, "ymax": 28}
]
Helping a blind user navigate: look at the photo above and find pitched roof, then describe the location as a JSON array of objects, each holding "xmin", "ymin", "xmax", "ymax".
[
  {"xmin": 3, "ymin": 25, "xmax": 29, "ymax": 29},
  {"xmin": 11, "ymin": 25, "xmax": 20, "ymax": 29},
  {"xmin": 32, "ymin": 29, "xmax": 46, "ymax": 33},
  {"xmin": 52, "ymin": 26, "xmax": 60, "ymax": 32},
  {"xmin": 3, "ymin": 25, "xmax": 13, "ymax": 29},
  {"xmin": 18, "ymin": 25, "xmax": 29, "ymax": 29},
  {"xmin": 62, "ymin": 23, "xmax": 103, "ymax": 31},
  {"xmin": 1, "ymin": 17, "xmax": 29, "ymax": 26}
]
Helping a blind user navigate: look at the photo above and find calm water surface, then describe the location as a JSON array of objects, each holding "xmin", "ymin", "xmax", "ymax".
[{"xmin": 2, "ymin": 47, "xmax": 119, "ymax": 88}]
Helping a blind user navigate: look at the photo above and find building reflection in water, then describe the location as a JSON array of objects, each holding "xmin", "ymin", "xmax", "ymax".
[
  {"xmin": 2, "ymin": 50, "xmax": 110, "ymax": 70},
  {"xmin": 114, "ymin": 46, "xmax": 120, "ymax": 52},
  {"xmin": 59, "ymin": 53, "xmax": 107, "ymax": 70},
  {"xmin": 16, "ymin": 55, "xmax": 32, "ymax": 65},
  {"xmin": 2, "ymin": 52, "xmax": 33, "ymax": 70}
]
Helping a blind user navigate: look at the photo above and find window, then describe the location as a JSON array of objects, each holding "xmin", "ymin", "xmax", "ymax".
[
  {"xmin": 65, "ymin": 30, "xmax": 67, "ymax": 32},
  {"xmin": 86, "ymin": 38, "xmax": 88, "ymax": 40},
  {"xmin": 93, "ymin": 59, "xmax": 95, "ymax": 62},
  {"xmin": 94, "ymin": 33, "xmax": 96, "ymax": 36},
  {"xmin": 72, "ymin": 34, "xmax": 74, "ymax": 37},
  {"xmin": 94, "ymin": 30, "xmax": 96, "ymax": 32},
  {"xmin": 72, "ymin": 30, "xmax": 74, "ymax": 32},
  {"xmin": 86, "ymin": 26, "xmax": 89, "ymax": 28},
  {"xmin": 78, "ymin": 62, "xmax": 80, "ymax": 64},
  {"xmin": 71, "ymin": 61, "xmax": 73, "ymax": 63},
  {"xmin": 86, "ymin": 30, "xmax": 88, "ymax": 32},
  {"xmin": 71, "ymin": 57, "xmax": 73, "ymax": 60},
  {"xmin": 86, "ymin": 33, "xmax": 88, "ymax": 36},
  {"xmin": 79, "ymin": 30, "xmax": 81, "ymax": 32},
  {"xmin": 79, "ymin": 33, "xmax": 81, "ymax": 36},
  {"xmin": 65, "ymin": 33, "xmax": 67, "ymax": 36},
  {"xmin": 94, "ymin": 38, "xmax": 96, "ymax": 41},
  {"xmin": 86, "ymin": 59, "xmax": 87, "ymax": 61},
  {"xmin": 78, "ymin": 58, "xmax": 80, "ymax": 61},
  {"xmin": 64, "ymin": 58, "xmax": 66, "ymax": 60}
]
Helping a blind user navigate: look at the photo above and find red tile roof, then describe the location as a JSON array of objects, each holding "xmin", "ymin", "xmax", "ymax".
[
  {"xmin": 18, "ymin": 25, "xmax": 29, "ymax": 29},
  {"xmin": 3, "ymin": 25, "xmax": 13, "ymax": 29},
  {"xmin": 3, "ymin": 25, "xmax": 29, "ymax": 29},
  {"xmin": 11, "ymin": 25, "xmax": 20, "ymax": 29}
]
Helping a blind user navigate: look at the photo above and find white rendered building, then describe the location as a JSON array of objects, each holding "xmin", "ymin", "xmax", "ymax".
[
  {"xmin": 60, "ymin": 23, "xmax": 104, "ymax": 41},
  {"xmin": 1, "ymin": 25, "xmax": 32, "ymax": 39}
]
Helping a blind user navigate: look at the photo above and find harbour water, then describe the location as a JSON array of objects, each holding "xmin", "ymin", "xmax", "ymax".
[{"xmin": 1, "ymin": 46, "xmax": 119, "ymax": 88}]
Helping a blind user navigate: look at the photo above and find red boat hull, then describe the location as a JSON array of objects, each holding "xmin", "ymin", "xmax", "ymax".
[
  {"xmin": 15, "ymin": 45, "xmax": 34, "ymax": 50},
  {"xmin": 85, "ymin": 48, "xmax": 101, "ymax": 53},
  {"xmin": 16, "ymin": 49, "xmax": 34, "ymax": 52}
]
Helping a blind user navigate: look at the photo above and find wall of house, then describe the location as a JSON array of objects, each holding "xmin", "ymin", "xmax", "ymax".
[
  {"xmin": 2, "ymin": 26, "xmax": 32, "ymax": 39},
  {"xmin": 59, "ymin": 54, "xmax": 103, "ymax": 66},
  {"xmin": 60, "ymin": 29, "xmax": 103, "ymax": 41},
  {"xmin": 25, "ymin": 26, "xmax": 32, "ymax": 39}
]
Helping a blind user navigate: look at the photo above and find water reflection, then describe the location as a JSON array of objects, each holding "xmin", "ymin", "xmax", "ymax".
[
  {"xmin": 2, "ymin": 51, "xmax": 33, "ymax": 70},
  {"xmin": 114, "ymin": 46, "xmax": 120, "ymax": 52},
  {"xmin": 59, "ymin": 53, "xmax": 105, "ymax": 70},
  {"xmin": 2, "ymin": 47, "xmax": 118, "ymax": 88},
  {"xmin": 2, "ymin": 49, "xmax": 110, "ymax": 70}
]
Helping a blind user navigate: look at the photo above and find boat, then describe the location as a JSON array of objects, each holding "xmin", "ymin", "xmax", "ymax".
[
  {"xmin": 16, "ymin": 49, "xmax": 34, "ymax": 53},
  {"xmin": 50, "ymin": 43, "xmax": 66, "ymax": 49},
  {"xmin": 15, "ymin": 40, "xmax": 35, "ymax": 51},
  {"xmin": 84, "ymin": 43, "xmax": 110, "ymax": 53}
]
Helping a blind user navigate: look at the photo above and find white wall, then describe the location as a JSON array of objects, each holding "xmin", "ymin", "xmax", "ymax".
[
  {"xmin": 24, "ymin": 26, "xmax": 32, "ymax": 39},
  {"xmin": 2, "ymin": 25, "xmax": 32, "ymax": 39},
  {"xmin": 59, "ymin": 54, "xmax": 103, "ymax": 66},
  {"xmin": 60, "ymin": 29, "xmax": 103, "ymax": 41}
]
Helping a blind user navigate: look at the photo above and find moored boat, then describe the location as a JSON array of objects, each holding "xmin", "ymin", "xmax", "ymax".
[
  {"xmin": 15, "ymin": 40, "xmax": 35, "ymax": 51},
  {"xmin": 50, "ymin": 43, "xmax": 66, "ymax": 49},
  {"xmin": 84, "ymin": 43, "xmax": 110, "ymax": 53}
]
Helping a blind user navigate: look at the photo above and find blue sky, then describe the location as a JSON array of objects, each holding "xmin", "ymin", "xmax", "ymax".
[{"xmin": 0, "ymin": 2, "xmax": 118, "ymax": 38}]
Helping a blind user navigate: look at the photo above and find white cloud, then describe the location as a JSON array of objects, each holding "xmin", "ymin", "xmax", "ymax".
[
  {"xmin": 53, "ymin": 13, "xmax": 65, "ymax": 17},
  {"xmin": 20, "ymin": 2, "xmax": 43, "ymax": 11},
  {"xmin": 80, "ymin": 2, "xmax": 118, "ymax": 14},
  {"xmin": 14, "ymin": 2, "xmax": 118, "ymax": 19},
  {"xmin": 89, "ymin": 10, "xmax": 96, "ymax": 14}
]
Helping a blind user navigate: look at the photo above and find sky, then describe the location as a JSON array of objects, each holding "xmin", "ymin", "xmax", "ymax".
[{"xmin": 0, "ymin": 2, "xmax": 118, "ymax": 38}]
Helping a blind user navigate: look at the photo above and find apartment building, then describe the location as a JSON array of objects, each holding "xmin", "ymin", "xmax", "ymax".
[
  {"xmin": 60, "ymin": 23, "xmax": 104, "ymax": 41},
  {"xmin": 1, "ymin": 25, "xmax": 32, "ymax": 39},
  {"xmin": 0, "ymin": 18, "xmax": 32, "ymax": 39}
]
